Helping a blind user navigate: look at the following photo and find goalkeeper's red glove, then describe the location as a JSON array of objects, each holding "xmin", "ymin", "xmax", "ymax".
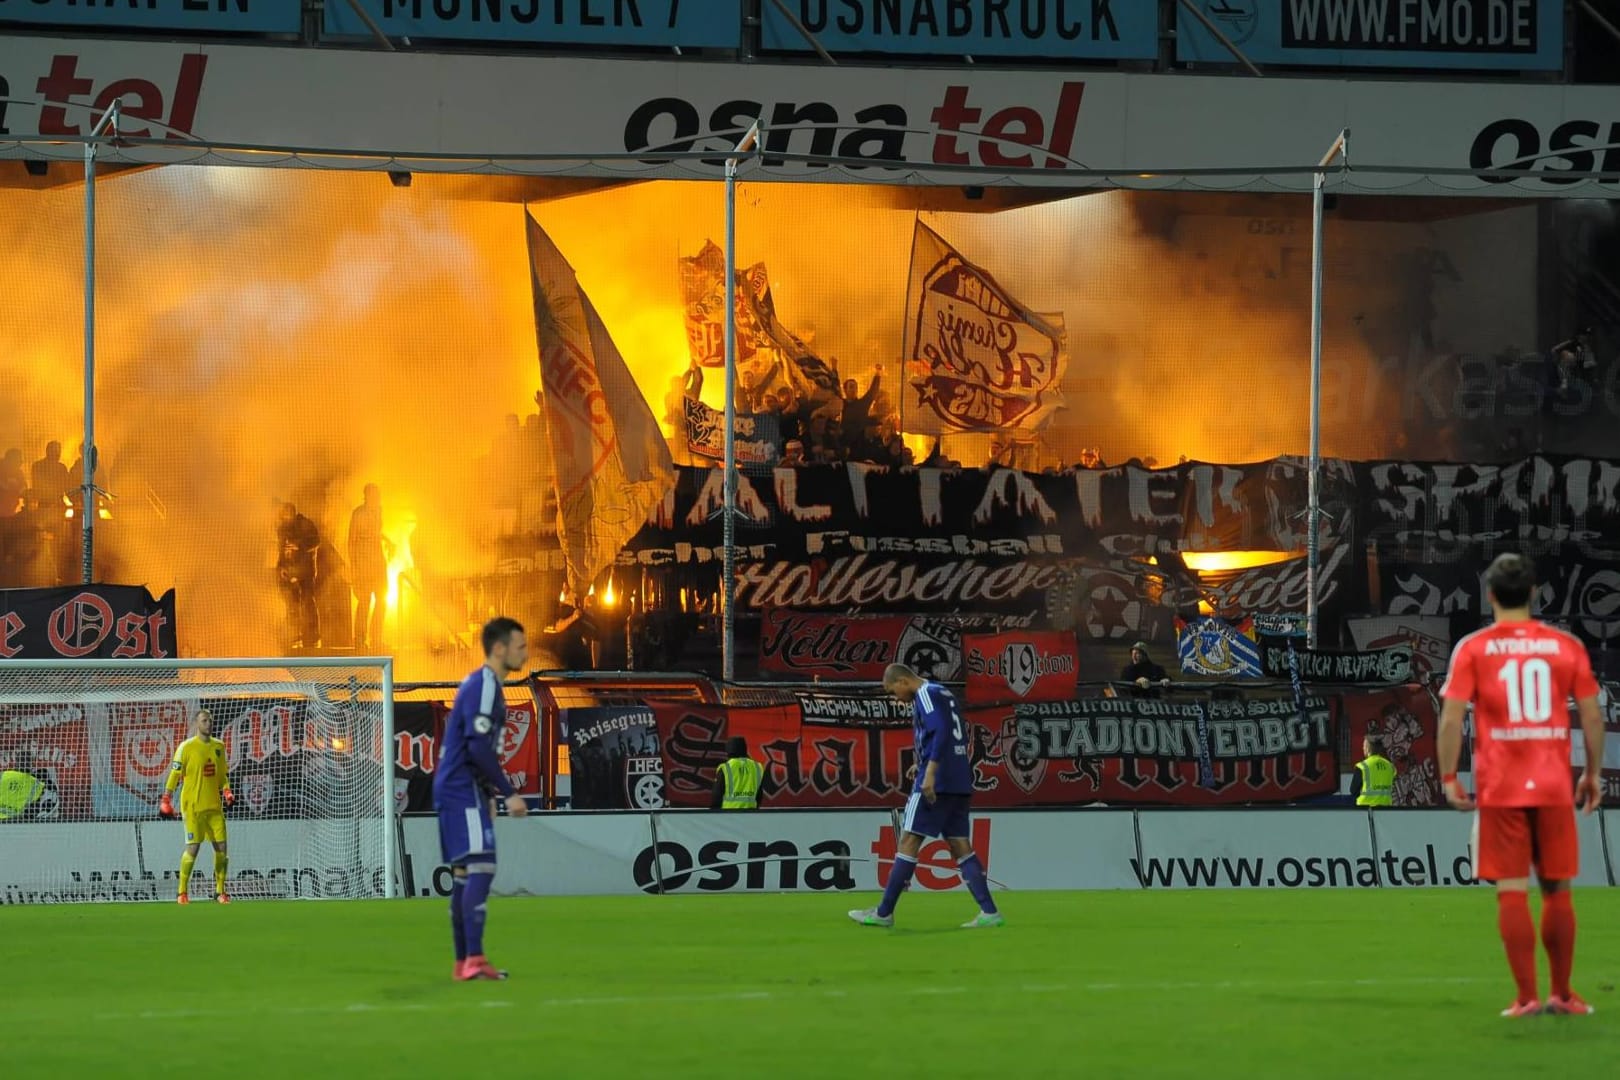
[
  {"xmin": 159, "ymin": 793, "xmax": 175, "ymax": 819},
  {"xmin": 222, "ymin": 789, "xmax": 235, "ymax": 810}
]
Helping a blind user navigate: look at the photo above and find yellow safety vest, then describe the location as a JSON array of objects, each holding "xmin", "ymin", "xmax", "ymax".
[
  {"xmin": 0, "ymin": 770, "xmax": 43, "ymax": 821},
  {"xmin": 1356, "ymin": 755, "xmax": 1396, "ymax": 807},
  {"xmin": 718, "ymin": 757, "xmax": 763, "ymax": 810}
]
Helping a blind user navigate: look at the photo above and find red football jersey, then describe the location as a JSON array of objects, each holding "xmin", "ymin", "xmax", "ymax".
[{"xmin": 1442, "ymin": 620, "xmax": 1599, "ymax": 807}]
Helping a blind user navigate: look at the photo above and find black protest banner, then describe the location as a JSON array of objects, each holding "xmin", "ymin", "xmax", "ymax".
[
  {"xmin": 563, "ymin": 706, "xmax": 664, "ymax": 809},
  {"xmin": 0, "ymin": 585, "xmax": 177, "ymax": 659},
  {"xmin": 392, "ymin": 702, "xmax": 439, "ymax": 814},
  {"xmin": 620, "ymin": 460, "xmax": 1347, "ymax": 627},
  {"xmin": 1259, "ymin": 637, "xmax": 1413, "ymax": 684},
  {"xmin": 683, "ymin": 397, "xmax": 783, "ymax": 468},
  {"xmin": 1357, "ymin": 457, "xmax": 1620, "ymax": 564},
  {"xmin": 992, "ymin": 690, "xmax": 1338, "ymax": 806},
  {"xmin": 1356, "ymin": 456, "xmax": 1620, "ymax": 647},
  {"xmin": 794, "ymin": 688, "xmax": 912, "ymax": 726}
]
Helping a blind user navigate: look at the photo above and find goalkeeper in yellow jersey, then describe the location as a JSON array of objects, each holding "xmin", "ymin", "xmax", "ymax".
[{"xmin": 159, "ymin": 709, "xmax": 235, "ymax": 905}]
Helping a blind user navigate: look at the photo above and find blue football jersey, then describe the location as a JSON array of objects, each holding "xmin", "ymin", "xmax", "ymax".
[
  {"xmin": 432, "ymin": 666, "xmax": 515, "ymax": 809},
  {"xmin": 912, "ymin": 681, "xmax": 973, "ymax": 795}
]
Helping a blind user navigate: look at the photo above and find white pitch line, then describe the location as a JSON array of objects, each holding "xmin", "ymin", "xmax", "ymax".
[{"xmin": 87, "ymin": 975, "xmax": 1506, "ymax": 1024}]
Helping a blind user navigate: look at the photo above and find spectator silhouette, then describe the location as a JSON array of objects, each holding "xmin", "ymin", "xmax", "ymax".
[{"xmin": 31, "ymin": 441, "xmax": 71, "ymax": 509}]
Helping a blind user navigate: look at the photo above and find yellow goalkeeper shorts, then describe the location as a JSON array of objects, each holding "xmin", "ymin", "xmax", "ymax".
[{"xmin": 183, "ymin": 810, "xmax": 227, "ymax": 845}]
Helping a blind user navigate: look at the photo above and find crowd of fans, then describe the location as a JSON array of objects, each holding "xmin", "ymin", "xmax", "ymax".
[
  {"xmin": 666, "ymin": 356, "xmax": 917, "ymax": 466},
  {"xmin": 663, "ymin": 356, "xmax": 1125, "ymax": 471},
  {"xmin": 0, "ymin": 440, "xmax": 91, "ymax": 588}
]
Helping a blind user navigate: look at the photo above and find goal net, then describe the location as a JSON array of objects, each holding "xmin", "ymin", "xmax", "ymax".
[{"xmin": 0, "ymin": 658, "xmax": 397, "ymax": 904}]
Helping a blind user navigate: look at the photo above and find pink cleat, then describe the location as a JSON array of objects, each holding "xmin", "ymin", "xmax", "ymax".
[
  {"xmin": 454, "ymin": 956, "xmax": 509, "ymax": 981},
  {"xmin": 1545, "ymin": 993, "xmax": 1594, "ymax": 1016},
  {"xmin": 1500, "ymin": 999, "xmax": 1542, "ymax": 1018}
]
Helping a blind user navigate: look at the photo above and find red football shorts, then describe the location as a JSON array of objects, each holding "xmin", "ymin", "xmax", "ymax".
[{"xmin": 1472, "ymin": 806, "xmax": 1579, "ymax": 882}]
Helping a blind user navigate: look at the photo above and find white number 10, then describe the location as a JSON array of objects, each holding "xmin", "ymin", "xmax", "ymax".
[{"xmin": 1498, "ymin": 658, "xmax": 1553, "ymax": 723}]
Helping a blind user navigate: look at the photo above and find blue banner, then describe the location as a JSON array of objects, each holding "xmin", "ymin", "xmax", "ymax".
[
  {"xmin": 323, "ymin": 0, "xmax": 740, "ymax": 47},
  {"xmin": 0, "ymin": 0, "xmax": 300, "ymax": 33},
  {"xmin": 1176, "ymin": 0, "xmax": 1563, "ymax": 71},
  {"xmin": 761, "ymin": 0, "xmax": 1158, "ymax": 59}
]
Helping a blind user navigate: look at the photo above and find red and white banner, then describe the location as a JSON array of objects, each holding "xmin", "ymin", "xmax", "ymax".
[
  {"xmin": 1335, "ymin": 684, "xmax": 1442, "ymax": 807},
  {"xmin": 0, "ymin": 703, "xmax": 93, "ymax": 821},
  {"xmin": 107, "ymin": 700, "xmax": 190, "ymax": 809},
  {"xmin": 962, "ymin": 630, "xmax": 1079, "ymax": 705},
  {"xmin": 528, "ymin": 211, "xmax": 673, "ymax": 594},
  {"xmin": 654, "ymin": 688, "xmax": 1341, "ymax": 810},
  {"xmin": 756, "ymin": 611, "xmax": 1002, "ymax": 682},
  {"xmin": 429, "ymin": 699, "xmax": 542, "ymax": 797},
  {"xmin": 901, "ymin": 223, "xmax": 1066, "ymax": 435}
]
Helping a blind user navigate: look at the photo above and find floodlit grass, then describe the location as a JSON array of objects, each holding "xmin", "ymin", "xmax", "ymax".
[{"xmin": 5, "ymin": 890, "xmax": 1617, "ymax": 1077}]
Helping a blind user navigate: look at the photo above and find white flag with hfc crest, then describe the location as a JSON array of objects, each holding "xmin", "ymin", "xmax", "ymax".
[{"xmin": 901, "ymin": 222, "xmax": 1067, "ymax": 435}]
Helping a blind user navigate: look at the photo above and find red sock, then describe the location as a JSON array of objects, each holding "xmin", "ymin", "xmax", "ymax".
[
  {"xmin": 1540, "ymin": 890, "xmax": 1576, "ymax": 999},
  {"xmin": 1497, "ymin": 891, "xmax": 1539, "ymax": 1004}
]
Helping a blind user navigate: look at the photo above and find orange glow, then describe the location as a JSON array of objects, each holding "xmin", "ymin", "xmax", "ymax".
[
  {"xmin": 383, "ymin": 511, "xmax": 416, "ymax": 611},
  {"xmin": 1181, "ymin": 550, "xmax": 1300, "ymax": 573},
  {"xmin": 0, "ymin": 165, "xmax": 1411, "ymax": 680},
  {"xmin": 331, "ymin": 737, "xmax": 348, "ymax": 751}
]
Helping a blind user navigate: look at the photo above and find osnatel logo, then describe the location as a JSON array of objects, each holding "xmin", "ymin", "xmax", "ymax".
[
  {"xmin": 631, "ymin": 838, "xmax": 858, "ymax": 893},
  {"xmin": 873, "ymin": 819, "xmax": 991, "ymax": 889},
  {"xmin": 623, "ymin": 82, "xmax": 1086, "ymax": 171},
  {"xmin": 1470, "ymin": 118, "xmax": 1620, "ymax": 184}
]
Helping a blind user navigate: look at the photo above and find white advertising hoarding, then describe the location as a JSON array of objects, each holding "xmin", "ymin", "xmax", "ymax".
[
  {"xmin": 0, "ymin": 37, "xmax": 1616, "ymax": 197},
  {"xmin": 400, "ymin": 813, "xmax": 655, "ymax": 898},
  {"xmin": 1370, "ymin": 808, "xmax": 1610, "ymax": 889},
  {"xmin": 1134, "ymin": 809, "xmax": 1379, "ymax": 889},
  {"xmin": 0, "ymin": 819, "xmax": 389, "ymax": 903},
  {"xmin": 6, "ymin": 809, "xmax": 1612, "ymax": 903}
]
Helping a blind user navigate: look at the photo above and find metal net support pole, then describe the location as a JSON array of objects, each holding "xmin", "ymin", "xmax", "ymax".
[
  {"xmin": 81, "ymin": 102, "xmax": 120, "ymax": 585},
  {"xmin": 721, "ymin": 120, "xmax": 761, "ymax": 683},
  {"xmin": 1307, "ymin": 128, "xmax": 1349, "ymax": 649}
]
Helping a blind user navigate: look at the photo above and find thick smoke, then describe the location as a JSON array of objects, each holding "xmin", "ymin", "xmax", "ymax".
[{"xmin": 1, "ymin": 166, "xmax": 1524, "ymax": 672}]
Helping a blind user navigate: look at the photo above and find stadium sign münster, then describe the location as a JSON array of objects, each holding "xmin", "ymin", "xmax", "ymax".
[{"xmin": 0, "ymin": 36, "xmax": 1615, "ymax": 197}]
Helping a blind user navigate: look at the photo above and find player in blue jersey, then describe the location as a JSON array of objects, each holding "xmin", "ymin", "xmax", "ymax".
[
  {"xmin": 434, "ymin": 616, "xmax": 530, "ymax": 981},
  {"xmin": 849, "ymin": 664, "xmax": 1003, "ymax": 929}
]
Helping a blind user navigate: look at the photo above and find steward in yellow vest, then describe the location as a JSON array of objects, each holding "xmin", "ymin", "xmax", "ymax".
[
  {"xmin": 1353, "ymin": 736, "xmax": 1397, "ymax": 807},
  {"xmin": 711, "ymin": 736, "xmax": 765, "ymax": 810}
]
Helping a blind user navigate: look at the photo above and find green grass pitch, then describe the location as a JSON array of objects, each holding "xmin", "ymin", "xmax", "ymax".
[{"xmin": 5, "ymin": 890, "xmax": 1617, "ymax": 1078}]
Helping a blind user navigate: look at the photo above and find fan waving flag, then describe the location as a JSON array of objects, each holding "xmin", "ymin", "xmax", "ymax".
[
  {"xmin": 679, "ymin": 239, "xmax": 840, "ymax": 395},
  {"xmin": 527, "ymin": 210, "xmax": 674, "ymax": 595},
  {"xmin": 902, "ymin": 222, "xmax": 1067, "ymax": 435}
]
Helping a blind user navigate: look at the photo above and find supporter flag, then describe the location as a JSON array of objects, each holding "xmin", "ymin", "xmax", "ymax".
[
  {"xmin": 678, "ymin": 240, "xmax": 840, "ymax": 394},
  {"xmin": 901, "ymin": 222, "xmax": 1067, "ymax": 435},
  {"xmin": 527, "ymin": 211, "xmax": 674, "ymax": 594},
  {"xmin": 1175, "ymin": 615, "xmax": 1262, "ymax": 678}
]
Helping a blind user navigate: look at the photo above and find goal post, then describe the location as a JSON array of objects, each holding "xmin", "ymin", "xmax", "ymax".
[{"xmin": 0, "ymin": 657, "xmax": 397, "ymax": 903}]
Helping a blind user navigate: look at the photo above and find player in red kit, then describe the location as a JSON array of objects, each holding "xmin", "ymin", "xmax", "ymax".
[{"xmin": 1438, "ymin": 554, "xmax": 1605, "ymax": 1018}]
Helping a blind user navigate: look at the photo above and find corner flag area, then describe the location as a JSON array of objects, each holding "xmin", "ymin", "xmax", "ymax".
[{"xmin": 8, "ymin": 890, "xmax": 1616, "ymax": 1077}]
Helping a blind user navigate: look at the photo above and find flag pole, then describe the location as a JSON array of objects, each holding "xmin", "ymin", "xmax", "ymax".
[
  {"xmin": 1307, "ymin": 128, "xmax": 1348, "ymax": 650},
  {"xmin": 723, "ymin": 119, "xmax": 762, "ymax": 684}
]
